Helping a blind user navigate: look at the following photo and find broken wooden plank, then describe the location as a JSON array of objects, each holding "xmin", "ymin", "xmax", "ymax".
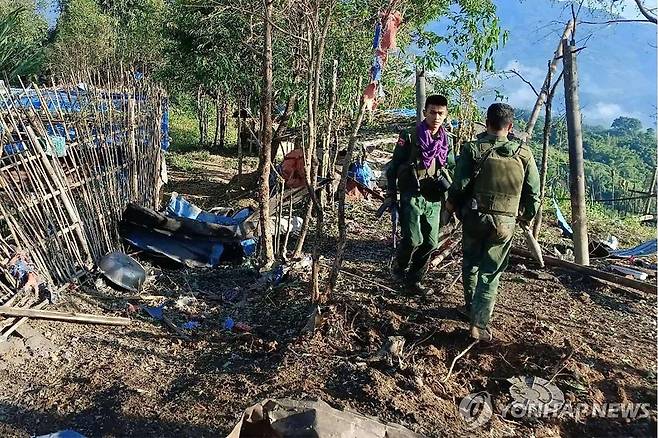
[
  {"xmin": 0, "ymin": 299, "xmax": 48, "ymax": 341},
  {"xmin": 512, "ymin": 247, "xmax": 654, "ymax": 294},
  {"xmin": 0, "ymin": 307, "xmax": 131, "ymax": 326}
]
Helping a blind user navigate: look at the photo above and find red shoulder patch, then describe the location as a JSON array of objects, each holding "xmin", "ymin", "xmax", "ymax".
[{"xmin": 396, "ymin": 136, "xmax": 406, "ymax": 147}]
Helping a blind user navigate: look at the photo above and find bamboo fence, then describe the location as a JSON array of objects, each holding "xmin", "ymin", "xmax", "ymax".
[{"xmin": 0, "ymin": 71, "xmax": 167, "ymax": 290}]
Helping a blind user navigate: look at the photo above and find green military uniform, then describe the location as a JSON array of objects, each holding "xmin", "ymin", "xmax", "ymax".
[
  {"xmin": 448, "ymin": 133, "xmax": 540, "ymax": 329},
  {"xmin": 386, "ymin": 128, "xmax": 454, "ymax": 285}
]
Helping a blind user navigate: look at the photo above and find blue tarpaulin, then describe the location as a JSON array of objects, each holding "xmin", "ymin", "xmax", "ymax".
[
  {"xmin": 348, "ymin": 161, "xmax": 375, "ymax": 189},
  {"xmin": 553, "ymin": 198, "xmax": 573, "ymax": 238},
  {"xmin": 167, "ymin": 193, "xmax": 253, "ymax": 226},
  {"xmin": 2, "ymin": 87, "xmax": 170, "ymax": 153},
  {"xmin": 612, "ymin": 239, "xmax": 657, "ymax": 258}
]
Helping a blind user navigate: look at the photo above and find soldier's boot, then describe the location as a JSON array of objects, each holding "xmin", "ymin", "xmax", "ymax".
[
  {"xmin": 405, "ymin": 281, "xmax": 433, "ymax": 296},
  {"xmin": 469, "ymin": 325, "xmax": 493, "ymax": 342}
]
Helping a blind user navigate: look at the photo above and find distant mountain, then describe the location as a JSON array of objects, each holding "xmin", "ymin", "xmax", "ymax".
[{"xmin": 427, "ymin": 0, "xmax": 657, "ymax": 128}]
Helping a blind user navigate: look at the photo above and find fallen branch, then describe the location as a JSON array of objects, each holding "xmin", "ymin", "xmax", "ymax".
[
  {"xmin": 436, "ymin": 273, "xmax": 462, "ymax": 296},
  {"xmin": 511, "ymin": 247, "xmax": 654, "ymax": 294},
  {"xmin": 442, "ymin": 340, "xmax": 478, "ymax": 383},
  {"xmin": 320, "ymin": 263, "xmax": 398, "ymax": 294},
  {"xmin": 0, "ymin": 307, "xmax": 131, "ymax": 326}
]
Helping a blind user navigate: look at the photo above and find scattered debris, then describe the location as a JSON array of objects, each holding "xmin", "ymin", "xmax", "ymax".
[
  {"xmin": 368, "ymin": 335, "xmax": 406, "ymax": 369},
  {"xmin": 611, "ymin": 264, "xmax": 649, "ymax": 281},
  {"xmin": 98, "ymin": 251, "xmax": 147, "ymax": 292},
  {"xmin": 181, "ymin": 321, "xmax": 200, "ymax": 330},
  {"xmin": 142, "ymin": 305, "xmax": 189, "ymax": 339},
  {"xmin": 513, "ymin": 247, "xmax": 655, "ymax": 294}
]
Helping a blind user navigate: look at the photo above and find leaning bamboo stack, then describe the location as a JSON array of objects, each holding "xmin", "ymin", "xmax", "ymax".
[{"xmin": 0, "ymin": 70, "xmax": 167, "ymax": 286}]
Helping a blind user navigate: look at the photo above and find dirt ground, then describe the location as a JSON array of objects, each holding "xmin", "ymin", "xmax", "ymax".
[{"xmin": 0, "ymin": 153, "xmax": 656, "ymax": 438}]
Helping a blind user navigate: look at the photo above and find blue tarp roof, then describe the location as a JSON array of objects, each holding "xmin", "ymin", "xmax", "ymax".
[{"xmin": 2, "ymin": 87, "xmax": 170, "ymax": 152}]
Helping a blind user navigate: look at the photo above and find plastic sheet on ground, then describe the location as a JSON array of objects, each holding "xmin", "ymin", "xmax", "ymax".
[
  {"xmin": 226, "ymin": 398, "xmax": 426, "ymax": 438},
  {"xmin": 36, "ymin": 431, "xmax": 87, "ymax": 438},
  {"xmin": 611, "ymin": 239, "xmax": 657, "ymax": 258}
]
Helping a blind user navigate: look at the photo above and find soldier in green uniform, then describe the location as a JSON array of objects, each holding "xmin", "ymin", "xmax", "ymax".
[
  {"xmin": 446, "ymin": 103, "xmax": 540, "ymax": 341},
  {"xmin": 384, "ymin": 95, "xmax": 453, "ymax": 295}
]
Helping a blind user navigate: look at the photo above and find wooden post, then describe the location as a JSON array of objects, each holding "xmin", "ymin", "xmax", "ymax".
[
  {"xmin": 237, "ymin": 103, "xmax": 243, "ymax": 176},
  {"xmin": 127, "ymin": 98, "xmax": 139, "ymax": 201},
  {"xmin": 611, "ymin": 169, "xmax": 616, "ymax": 211},
  {"xmin": 415, "ymin": 66, "xmax": 425, "ymax": 125},
  {"xmin": 645, "ymin": 166, "xmax": 657, "ymax": 214},
  {"xmin": 562, "ymin": 38, "xmax": 589, "ymax": 265},
  {"xmin": 533, "ymin": 62, "xmax": 555, "ymax": 238},
  {"xmin": 524, "ymin": 20, "xmax": 574, "ymax": 138}
]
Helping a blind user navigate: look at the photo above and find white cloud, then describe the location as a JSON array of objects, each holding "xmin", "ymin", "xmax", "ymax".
[
  {"xmin": 506, "ymin": 86, "xmax": 540, "ymax": 109},
  {"xmin": 582, "ymin": 101, "xmax": 646, "ymax": 126},
  {"xmin": 502, "ymin": 60, "xmax": 545, "ymax": 83}
]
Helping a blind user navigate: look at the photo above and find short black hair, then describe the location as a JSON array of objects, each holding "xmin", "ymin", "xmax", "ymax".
[
  {"xmin": 425, "ymin": 94, "xmax": 448, "ymax": 109},
  {"xmin": 486, "ymin": 103, "xmax": 515, "ymax": 130}
]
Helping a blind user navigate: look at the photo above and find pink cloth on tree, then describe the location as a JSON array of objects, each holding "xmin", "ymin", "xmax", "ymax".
[
  {"xmin": 362, "ymin": 82, "xmax": 378, "ymax": 111},
  {"xmin": 380, "ymin": 11, "xmax": 402, "ymax": 51}
]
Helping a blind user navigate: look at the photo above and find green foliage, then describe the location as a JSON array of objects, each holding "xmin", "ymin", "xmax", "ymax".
[
  {"xmin": 610, "ymin": 116, "xmax": 643, "ymax": 136},
  {"xmin": 50, "ymin": 0, "xmax": 116, "ymax": 73},
  {"xmin": 168, "ymin": 102, "xmax": 201, "ymax": 153},
  {"xmin": 0, "ymin": 4, "xmax": 47, "ymax": 77},
  {"xmin": 98, "ymin": 0, "xmax": 167, "ymax": 70},
  {"xmin": 529, "ymin": 115, "xmax": 656, "ymax": 219}
]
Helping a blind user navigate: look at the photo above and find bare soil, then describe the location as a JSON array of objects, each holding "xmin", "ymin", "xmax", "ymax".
[{"xmin": 0, "ymin": 153, "xmax": 655, "ymax": 438}]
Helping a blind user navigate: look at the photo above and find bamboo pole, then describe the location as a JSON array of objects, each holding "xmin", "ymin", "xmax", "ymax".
[{"xmin": 0, "ymin": 307, "xmax": 131, "ymax": 326}]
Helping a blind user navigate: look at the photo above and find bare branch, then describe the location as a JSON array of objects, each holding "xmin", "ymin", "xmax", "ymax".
[
  {"xmin": 549, "ymin": 70, "xmax": 564, "ymax": 98},
  {"xmin": 228, "ymin": 4, "xmax": 309, "ymax": 42},
  {"xmin": 502, "ymin": 69, "xmax": 540, "ymax": 97},
  {"xmin": 634, "ymin": 0, "xmax": 657, "ymax": 24},
  {"xmin": 580, "ymin": 19, "xmax": 656, "ymax": 24}
]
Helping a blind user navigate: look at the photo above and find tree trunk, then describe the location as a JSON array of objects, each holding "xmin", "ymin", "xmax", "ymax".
[
  {"xmin": 219, "ymin": 97, "xmax": 227, "ymax": 149},
  {"xmin": 533, "ymin": 66, "xmax": 563, "ymax": 239},
  {"xmin": 562, "ymin": 38, "xmax": 589, "ymax": 266},
  {"xmin": 326, "ymin": 99, "xmax": 367, "ymax": 294},
  {"xmin": 196, "ymin": 86, "xmax": 205, "ymax": 147},
  {"xmin": 237, "ymin": 102, "xmax": 243, "ymax": 176},
  {"xmin": 258, "ymin": 0, "xmax": 275, "ymax": 268},
  {"xmin": 213, "ymin": 93, "xmax": 220, "ymax": 151},
  {"xmin": 320, "ymin": 59, "xmax": 339, "ymax": 209},
  {"xmin": 415, "ymin": 66, "xmax": 426, "ymax": 125}
]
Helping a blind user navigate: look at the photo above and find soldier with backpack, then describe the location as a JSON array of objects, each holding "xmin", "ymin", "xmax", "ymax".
[{"xmin": 446, "ymin": 103, "xmax": 541, "ymax": 341}]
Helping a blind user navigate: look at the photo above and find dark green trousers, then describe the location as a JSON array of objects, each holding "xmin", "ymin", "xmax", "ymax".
[
  {"xmin": 395, "ymin": 194, "xmax": 441, "ymax": 283},
  {"xmin": 462, "ymin": 211, "xmax": 516, "ymax": 329}
]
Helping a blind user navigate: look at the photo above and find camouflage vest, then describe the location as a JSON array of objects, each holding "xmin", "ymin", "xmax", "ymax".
[{"xmin": 471, "ymin": 137, "xmax": 532, "ymax": 216}]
